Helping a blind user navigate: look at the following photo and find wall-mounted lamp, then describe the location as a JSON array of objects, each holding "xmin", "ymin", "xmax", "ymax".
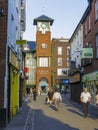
[
  {"xmin": 13, "ymin": 69, "xmax": 18, "ymax": 74},
  {"xmin": 0, "ymin": 8, "xmax": 6, "ymax": 16},
  {"xmin": 0, "ymin": 8, "xmax": 4, "ymax": 15},
  {"xmin": 74, "ymin": 49, "xmax": 82, "ymax": 53}
]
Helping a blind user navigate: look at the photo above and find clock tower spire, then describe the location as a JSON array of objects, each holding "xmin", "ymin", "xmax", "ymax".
[{"xmin": 33, "ymin": 15, "xmax": 54, "ymax": 94}]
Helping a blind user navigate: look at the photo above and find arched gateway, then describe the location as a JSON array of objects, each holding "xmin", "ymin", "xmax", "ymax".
[{"xmin": 39, "ymin": 77, "xmax": 49, "ymax": 94}]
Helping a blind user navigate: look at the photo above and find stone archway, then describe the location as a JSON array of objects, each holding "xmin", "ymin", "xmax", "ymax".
[{"xmin": 39, "ymin": 77, "xmax": 49, "ymax": 95}]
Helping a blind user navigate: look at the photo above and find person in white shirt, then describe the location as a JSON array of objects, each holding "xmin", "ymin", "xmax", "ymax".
[
  {"xmin": 53, "ymin": 88, "xmax": 62, "ymax": 111},
  {"xmin": 80, "ymin": 88, "xmax": 91, "ymax": 117},
  {"xmin": 30, "ymin": 88, "xmax": 33, "ymax": 96}
]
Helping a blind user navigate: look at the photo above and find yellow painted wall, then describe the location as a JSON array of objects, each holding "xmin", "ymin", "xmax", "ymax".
[{"xmin": 10, "ymin": 67, "xmax": 19, "ymax": 119}]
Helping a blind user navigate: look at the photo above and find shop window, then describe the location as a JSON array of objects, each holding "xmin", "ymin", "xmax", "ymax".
[
  {"xmin": 95, "ymin": 0, "xmax": 98, "ymax": 20},
  {"xmin": 90, "ymin": 81, "xmax": 96, "ymax": 105},
  {"xmin": 96, "ymin": 34, "xmax": 98, "ymax": 58}
]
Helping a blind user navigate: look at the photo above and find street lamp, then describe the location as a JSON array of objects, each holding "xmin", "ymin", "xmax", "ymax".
[
  {"xmin": 74, "ymin": 49, "xmax": 82, "ymax": 53},
  {"xmin": 0, "ymin": 8, "xmax": 6, "ymax": 16}
]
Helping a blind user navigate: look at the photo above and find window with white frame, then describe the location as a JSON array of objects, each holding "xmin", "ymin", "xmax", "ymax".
[
  {"xmin": 67, "ymin": 47, "xmax": 70, "ymax": 55},
  {"xmin": 39, "ymin": 57, "xmax": 48, "ymax": 67},
  {"xmin": 67, "ymin": 57, "xmax": 69, "ymax": 67},
  {"xmin": 58, "ymin": 58, "xmax": 62, "ymax": 66},
  {"xmin": 85, "ymin": 21, "xmax": 87, "ymax": 35},
  {"xmin": 58, "ymin": 47, "xmax": 62, "ymax": 55},
  {"xmin": 57, "ymin": 69, "xmax": 62, "ymax": 76},
  {"xmin": 57, "ymin": 68, "xmax": 68, "ymax": 76},
  {"xmin": 96, "ymin": 34, "xmax": 98, "ymax": 58},
  {"xmin": 95, "ymin": 0, "xmax": 98, "ymax": 20},
  {"xmin": 80, "ymin": 36, "xmax": 82, "ymax": 46},
  {"xmin": 57, "ymin": 69, "xmax": 64, "ymax": 76},
  {"xmin": 88, "ymin": 14, "xmax": 91, "ymax": 30}
]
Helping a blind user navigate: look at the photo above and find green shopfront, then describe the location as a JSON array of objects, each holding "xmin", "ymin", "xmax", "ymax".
[{"xmin": 82, "ymin": 71, "xmax": 98, "ymax": 106}]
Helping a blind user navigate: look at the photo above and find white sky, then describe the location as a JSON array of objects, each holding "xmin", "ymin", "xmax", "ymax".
[{"xmin": 23, "ymin": 0, "xmax": 88, "ymax": 41}]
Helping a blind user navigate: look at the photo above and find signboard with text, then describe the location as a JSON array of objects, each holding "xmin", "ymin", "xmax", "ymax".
[
  {"xmin": 16, "ymin": 40, "xmax": 27, "ymax": 45},
  {"xmin": 62, "ymin": 79, "xmax": 69, "ymax": 84},
  {"xmin": 82, "ymin": 48, "xmax": 93, "ymax": 58},
  {"xmin": 9, "ymin": 49, "xmax": 20, "ymax": 70}
]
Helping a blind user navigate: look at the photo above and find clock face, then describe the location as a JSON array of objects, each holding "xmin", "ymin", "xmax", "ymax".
[
  {"xmin": 38, "ymin": 22, "xmax": 49, "ymax": 31},
  {"xmin": 41, "ymin": 22, "xmax": 47, "ymax": 29}
]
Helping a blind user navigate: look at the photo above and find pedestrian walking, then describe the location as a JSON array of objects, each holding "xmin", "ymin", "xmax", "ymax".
[
  {"xmin": 45, "ymin": 95, "xmax": 49, "ymax": 104},
  {"xmin": 30, "ymin": 88, "xmax": 33, "ymax": 96},
  {"xmin": 53, "ymin": 88, "xmax": 62, "ymax": 111},
  {"xmin": 80, "ymin": 87, "xmax": 91, "ymax": 117},
  {"xmin": 33, "ymin": 89, "xmax": 37, "ymax": 101},
  {"xmin": 48, "ymin": 89, "xmax": 54, "ymax": 106},
  {"xmin": 95, "ymin": 91, "xmax": 98, "ymax": 106}
]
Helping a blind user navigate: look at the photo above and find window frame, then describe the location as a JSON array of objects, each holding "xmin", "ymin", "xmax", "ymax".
[
  {"xmin": 95, "ymin": 0, "xmax": 98, "ymax": 20},
  {"xmin": 58, "ymin": 57, "xmax": 62, "ymax": 66},
  {"xmin": 96, "ymin": 34, "xmax": 98, "ymax": 58},
  {"xmin": 58, "ymin": 46, "xmax": 62, "ymax": 55},
  {"xmin": 39, "ymin": 57, "xmax": 48, "ymax": 67}
]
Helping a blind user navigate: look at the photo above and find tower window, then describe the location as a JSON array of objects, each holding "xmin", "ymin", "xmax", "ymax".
[{"xmin": 39, "ymin": 57, "xmax": 48, "ymax": 67}]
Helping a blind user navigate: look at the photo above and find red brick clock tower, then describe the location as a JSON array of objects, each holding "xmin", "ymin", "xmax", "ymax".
[{"xmin": 33, "ymin": 15, "xmax": 54, "ymax": 94}]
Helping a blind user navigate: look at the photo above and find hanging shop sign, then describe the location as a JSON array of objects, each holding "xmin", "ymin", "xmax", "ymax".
[
  {"xmin": 62, "ymin": 79, "xmax": 70, "ymax": 84},
  {"xmin": 24, "ymin": 67, "xmax": 29, "ymax": 73},
  {"xmin": 82, "ymin": 71, "xmax": 98, "ymax": 82},
  {"xmin": 16, "ymin": 40, "xmax": 27, "ymax": 45},
  {"xmin": 82, "ymin": 48, "xmax": 93, "ymax": 58}
]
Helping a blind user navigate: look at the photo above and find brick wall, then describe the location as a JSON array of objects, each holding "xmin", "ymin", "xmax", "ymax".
[
  {"xmin": 83, "ymin": 0, "xmax": 98, "ymax": 74},
  {"xmin": 0, "ymin": 0, "xmax": 8, "ymax": 108},
  {"xmin": 52, "ymin": 39, "xmax": 70, "ymax": 84}
]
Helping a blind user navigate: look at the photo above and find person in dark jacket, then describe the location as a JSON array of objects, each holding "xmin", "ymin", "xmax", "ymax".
[
  {"xmin": 48, "ymin": 89, "xmax": 54, "ymax": 105},
  {"xmin": 33, "ymin": 89, "xmax": 37, "ymax": 101}
]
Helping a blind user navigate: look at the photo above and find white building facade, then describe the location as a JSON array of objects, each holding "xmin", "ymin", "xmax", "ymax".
[{"xmin": 70, "ymin": 23, "xmax": 83, "ymax": 69}]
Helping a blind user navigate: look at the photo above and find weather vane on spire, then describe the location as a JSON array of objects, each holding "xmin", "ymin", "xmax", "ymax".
[
  {"xmin": 42, "ymin": 5, "xmax": 45, "ymax": 13},
  {"xmin": 42, "ymin": 0, "xmax": 46, "ymax": 14}
]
